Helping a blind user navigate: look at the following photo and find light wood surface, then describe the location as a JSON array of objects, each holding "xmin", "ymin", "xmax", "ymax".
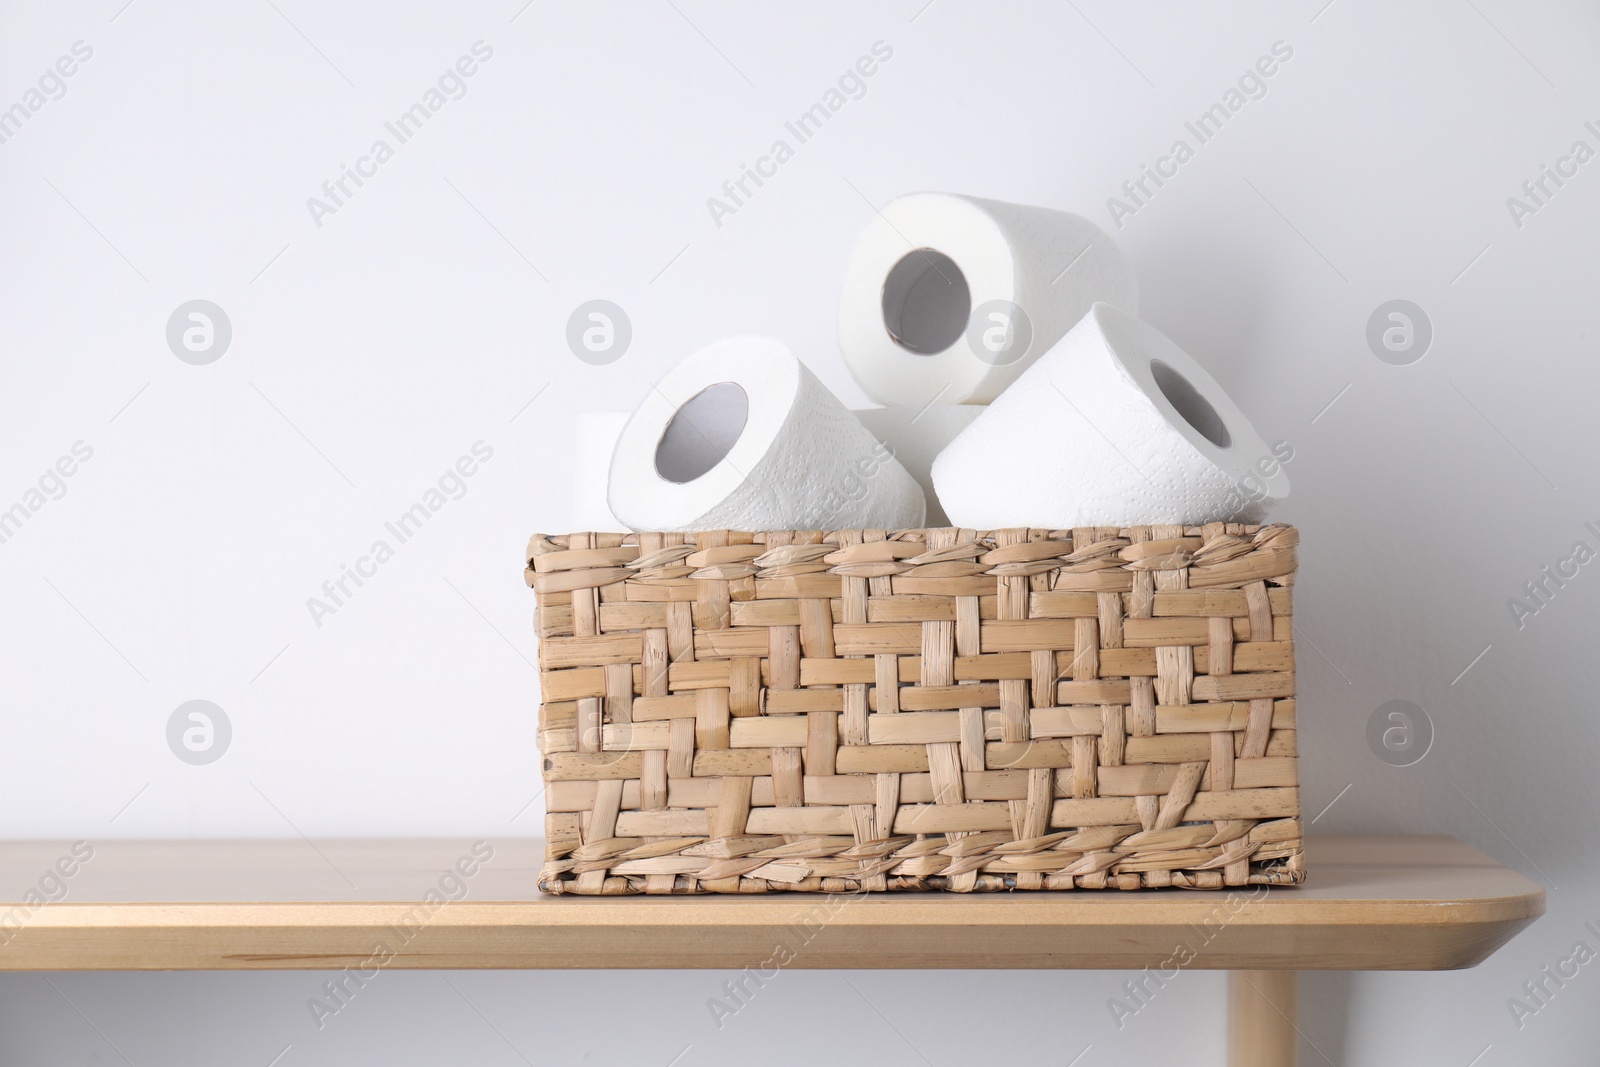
[
  {"xmin": 0, "ymin": 835, "xmax": 1541, "ymax": 971},
  {"xmin": 1230, "ymin": 970, "xmax": 1299, "ymax": 1067}
]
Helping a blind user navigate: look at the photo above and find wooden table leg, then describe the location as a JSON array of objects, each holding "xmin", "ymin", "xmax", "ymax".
[{"xmin": 1229, "ymin": 970, "xmax": 1298, "ymax": 1067}]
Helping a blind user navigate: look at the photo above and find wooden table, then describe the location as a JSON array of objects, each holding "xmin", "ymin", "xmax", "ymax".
[{"xmin": 0, "ymin": 835, "xmax": 1542, "ymax": 1066}]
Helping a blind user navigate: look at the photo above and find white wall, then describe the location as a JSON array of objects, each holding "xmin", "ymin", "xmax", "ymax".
[{"xmin": 2, "ymin": 0, "xmax": 1598, "ymax": 1062}]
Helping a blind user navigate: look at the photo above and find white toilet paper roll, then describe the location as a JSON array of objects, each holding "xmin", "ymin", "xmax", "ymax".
[
  {"xmin": 609, "ymin": 336, "xmax": 926, "ymax": 532},
  {"xmin": 932, "ymin": 303, "xmax": 1289, "ymax": 529},
  {"xmin": 839, "ymin": 192, "xmax": 1139, "ymax": 407},
  {"xmin": 854, "ymin": 405, "xmax": 982, "ymax": 528},
  {"xmin": 571, "ymin": 412, "xmax": 628, "ymax": 532}
]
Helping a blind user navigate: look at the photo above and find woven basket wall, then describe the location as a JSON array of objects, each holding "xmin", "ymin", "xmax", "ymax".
[{"xmin": 527, "ymin": 524, "xmax": 1302, "ymax": 894}]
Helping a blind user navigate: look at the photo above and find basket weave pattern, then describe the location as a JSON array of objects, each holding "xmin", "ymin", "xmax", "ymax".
[{"xmin": 528, "ymin": 524, "xmax": 1302, "ymax": 894}]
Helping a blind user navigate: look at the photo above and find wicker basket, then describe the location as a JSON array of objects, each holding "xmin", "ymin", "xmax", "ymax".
[{"xmin": 527, "ymin": 524, "xmax": 1302, "ymax": 894}]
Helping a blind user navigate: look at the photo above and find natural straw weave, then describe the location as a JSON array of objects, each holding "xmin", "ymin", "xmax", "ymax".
[{"xmin": 527, "ymin": 524, "xmax": 1302, "ymax": 894}]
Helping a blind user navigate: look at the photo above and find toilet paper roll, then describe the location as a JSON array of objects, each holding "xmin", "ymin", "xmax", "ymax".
[
  {"xmin": 839, "ymin": 192, "xmax": 1139, "ymax": 407},
  {"xmin": 854, "ymin": 405, "xmax": 982, "ymax": 527},
  {"xmin": 608, "ymin": 336, "xmax": 926, "ymax": 532},
  {"xmin": 932, "ymin": 303, "xmax": 1289, "ymax": 529},
  {"xmin": 571, "ymin": 412, "xmax": 628, "ymax": 532}
]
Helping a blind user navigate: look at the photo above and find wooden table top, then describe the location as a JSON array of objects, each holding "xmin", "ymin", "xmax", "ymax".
[{"xmin": 0, "ymin": 834, "xmax": 1543, "ymax": 971}]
